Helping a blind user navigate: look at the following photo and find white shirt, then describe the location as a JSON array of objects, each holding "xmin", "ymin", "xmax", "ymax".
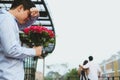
[{"xmin": 83, "ymin": 61, "xmax": 101, "ymax": 80}]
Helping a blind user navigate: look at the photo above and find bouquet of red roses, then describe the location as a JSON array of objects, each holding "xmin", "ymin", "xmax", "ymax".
[{"xmin": 20, "ymin": 25, "xmax": 55, "ymax": 47}]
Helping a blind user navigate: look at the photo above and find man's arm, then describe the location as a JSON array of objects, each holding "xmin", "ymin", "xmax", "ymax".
[
  {"xmin": 19, "ymin": 7, "xmax": 40, "ymax": 30},
  {"xmin": 80, "ymin": 63, "xmax": 89, "ymax": 70},
  {"xmin": 0, "ymin": 16, "xmax": 42, "ymax": 59}
]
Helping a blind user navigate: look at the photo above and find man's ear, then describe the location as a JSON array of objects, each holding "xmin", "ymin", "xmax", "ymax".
[{"xmin": 17, "ymin": 5, "xmax": 24, "ymax": 12}]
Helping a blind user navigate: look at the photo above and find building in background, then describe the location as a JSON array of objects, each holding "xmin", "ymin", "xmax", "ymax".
[{"xmin": 100, "ymin": 52, "xmax": 120, "ymax": 79}]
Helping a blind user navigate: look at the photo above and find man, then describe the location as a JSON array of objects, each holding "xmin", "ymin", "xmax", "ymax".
[
  {"xmin": 0, "ymin": 0, "xmax": 42, "ymax": 80},
  {"xmin": 81, "ymin": 56, "xmax": 102, "ymax": 80}
]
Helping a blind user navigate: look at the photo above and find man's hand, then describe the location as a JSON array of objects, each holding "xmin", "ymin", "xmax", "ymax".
[
  {"xmin": 30, "ymin": 7, "xmax": 40, "ymax": 18},
  {"xmin": 34, "ymin": 46, "xmax": 42, "ymax": 56},
  {"xmin": 79, "ymin": 65, "xmax": 83, "ymax": 68}
]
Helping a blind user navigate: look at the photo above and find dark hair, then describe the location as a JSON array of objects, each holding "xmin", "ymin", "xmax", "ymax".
[
  {"xmin": 88, "ymin": 56, "xmax": 93, "ymax": 61},
  {"xmin": 83, "ymin": 60, "xmax": 88, "ymax": 65},
  {"xmin": 10, "ymin": 0, "xmax": 35, "ymax": 10}
]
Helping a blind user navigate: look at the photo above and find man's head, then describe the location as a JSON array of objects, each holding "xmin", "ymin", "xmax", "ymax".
[
  {"xmin": 88, "ymin": 56, "xmax": 93, "ymax": 61},
  {"xmin": 9, "ymin": 0, "xmax": 36, "ymax": 24},
  {"xmin": 10, "ymin": 0, "xmax": 35, "ymax": 10}
]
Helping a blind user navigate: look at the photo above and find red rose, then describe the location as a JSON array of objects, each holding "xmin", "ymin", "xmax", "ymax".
[{"xmin": 24, "ymin": 27, "xmax": 30, "ymax": 34}]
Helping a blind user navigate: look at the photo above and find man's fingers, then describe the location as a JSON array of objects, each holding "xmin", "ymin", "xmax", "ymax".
[{"xmin": 30, "ymin": 7, "xmax": 40, "ymax": 17}]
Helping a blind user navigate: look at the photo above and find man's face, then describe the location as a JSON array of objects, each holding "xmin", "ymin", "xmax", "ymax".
[{"xmin": 16, "ymin": 7, "xmax": 31, "ymax": 24}]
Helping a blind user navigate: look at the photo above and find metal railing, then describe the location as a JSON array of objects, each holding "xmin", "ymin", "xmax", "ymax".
[
  {"xmin": 67, "ymin": 76, "xmax": 120, "ymax": 80},
  {"xmin": 99, "ymin": 76, "xmax": 120, "ymax": 80},
  {"xmin": 24, "ymin": 57, "xmax": 38, "ymax": 80}
]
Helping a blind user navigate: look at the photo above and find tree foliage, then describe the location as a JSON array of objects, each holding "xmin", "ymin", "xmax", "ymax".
[{"xmin": 64, "ymin": 68, "xmax": 79, "ymax": 80}]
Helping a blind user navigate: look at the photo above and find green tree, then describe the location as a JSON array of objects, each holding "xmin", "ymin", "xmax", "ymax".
[{"xmin": 64, "ymin": 68, "xmax": 79, "ymax": 80}]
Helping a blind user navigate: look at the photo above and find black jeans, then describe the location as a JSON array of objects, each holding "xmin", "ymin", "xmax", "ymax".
[{"xmin": 81, "ymin": 71, "xmax": 87, "ymax": 80}]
